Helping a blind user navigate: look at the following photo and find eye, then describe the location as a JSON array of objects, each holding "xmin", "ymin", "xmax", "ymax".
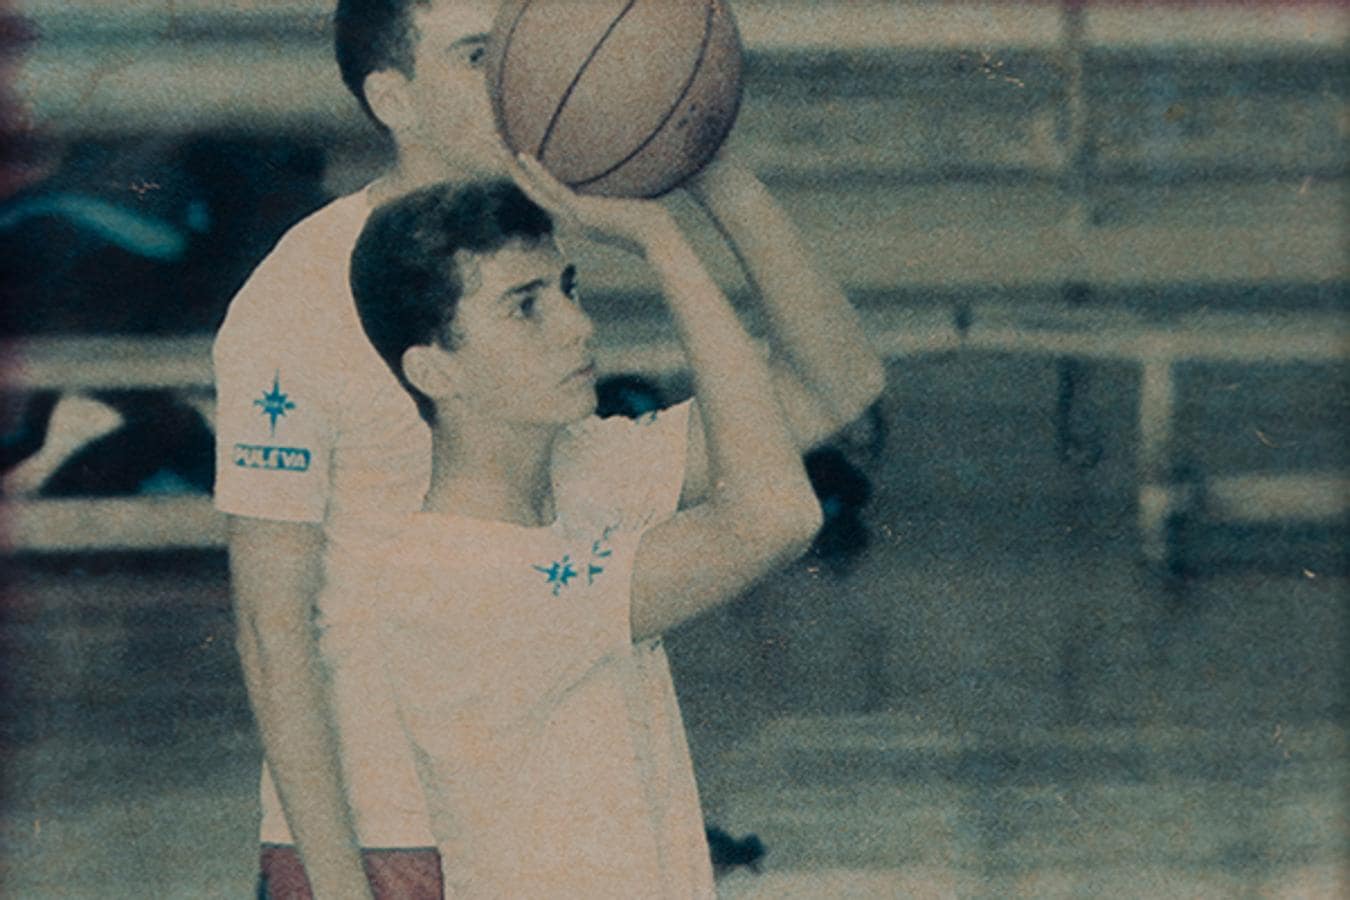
[
  {"xmin": 465, "ymin": 43, "xmax": 487, "ymax": 68},
  {"xmin": 513, "ymin": 294, "xmax": 538, "ymax": 319},
  {"xmin": 448, "ymin": 39, "xmax": 488, "ymax": 69}
]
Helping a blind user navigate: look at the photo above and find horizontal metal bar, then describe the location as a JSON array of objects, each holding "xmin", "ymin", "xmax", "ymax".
[
  {"xmin": 2, "ymin": 301, "xmax": 1343, "ymax": 553},
  {"xmin": 19, "ymin": 1, "xmax": 1342, "ymax": 52},
  {"xmin": 4, "ymin": 304, "xmax": 1344, "ymax": 392},
  {"xmin": 1203, "ymin": 473, "xmax": 1350, "ymax": 524},
  {"xmin": 4, "ymin": 496, "xmax": 227, "ymax": 552}
]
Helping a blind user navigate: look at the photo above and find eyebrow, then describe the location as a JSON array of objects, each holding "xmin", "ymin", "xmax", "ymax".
[
  {"xmin": 446, "ymin": 32, "xmax": 488, "ymax": 53},
  {"xmin": 501, "ymin": 278, "xmax": 547, "ymax": 303},
  {"xmin": 499, "ymin": 266, "xmax": 576, "ymax": 304}
]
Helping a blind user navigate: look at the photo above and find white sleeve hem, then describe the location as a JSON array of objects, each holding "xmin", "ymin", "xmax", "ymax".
[{"xmin": 213, "ymin": 494, "xmax": 325, "ymax": 525}]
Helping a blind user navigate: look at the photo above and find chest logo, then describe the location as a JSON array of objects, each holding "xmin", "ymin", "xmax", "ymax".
[{"xmin": 533, "ymin": 525, "xmax": 617, "ymax": 596}]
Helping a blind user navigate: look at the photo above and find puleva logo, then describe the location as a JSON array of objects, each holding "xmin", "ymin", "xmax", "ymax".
[
  {"xmin": 253, "ymin": 371, "xmax": 296, "ymax": 435},
  {"xmin": 233, "ymin": 444, "xmax": 311, "ymax": 472}
]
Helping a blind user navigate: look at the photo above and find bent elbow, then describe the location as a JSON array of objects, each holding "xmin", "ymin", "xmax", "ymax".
[
  {"xmin": 762, "ymin": 486, "xmax": 824, "ymax": 562},
  {"xmin": 716, "ymin": 469, "xmax": 824, "ymax": 564},
  {"xmin": 788, "ymin": 494, "xmax": 825, "ymax": 557},
  {"xmin": 858, "ymin": 359, "xmax": 887, "ymax": 410},
  {"xmin": 839, "ymin": 361, "xmax": 886, "ymax": 428}
]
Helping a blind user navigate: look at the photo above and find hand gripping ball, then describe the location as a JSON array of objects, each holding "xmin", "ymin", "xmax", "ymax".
[{"xmin": 486, "ymin": 0, "xmax": 745, "ymax": 198}]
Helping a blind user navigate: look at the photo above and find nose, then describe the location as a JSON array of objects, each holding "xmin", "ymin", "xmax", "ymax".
[{"xmin": 559, "ymin": 292, "xmax": 595, "ymax": 349}]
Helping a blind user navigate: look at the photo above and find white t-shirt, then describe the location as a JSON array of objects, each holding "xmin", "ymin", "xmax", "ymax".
[
  {"xmin": 212, "ymin": 189, "xmax": 434, "ymax": 845},
  {"xmin": 214, "ymin": 219, "xmax": 704, "ymax": 864},
  {"xmin": 212, "ymin": 188, "xmax": 430, "ymax": 526},
  {"xmin": 319, "ymin": 405, "xmax": 713, "ymax": 897}
]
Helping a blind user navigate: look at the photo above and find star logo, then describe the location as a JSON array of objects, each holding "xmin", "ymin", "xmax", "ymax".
[
  {"xmin": 253, "ymin": 372, "xmax": 296, "ymax": 435},
  {"xmin": 532, "ymin": 525, "xmax": 621, "ymax": 597},
  {"xmin": 533, "ymin": 556, "xmax": 578, "ymax": 596}
]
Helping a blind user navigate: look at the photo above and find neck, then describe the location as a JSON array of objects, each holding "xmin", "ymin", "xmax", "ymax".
[
  {"xmin": 423, "ymin": 411, "xmax": 563, "ymax": 527},
  {"xmin": 371, "ymin": 140, "xmax": 508, "ymax": 207}
]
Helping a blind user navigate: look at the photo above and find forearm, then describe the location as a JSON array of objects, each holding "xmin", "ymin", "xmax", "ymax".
[
  {"xmin": 626, "ymin": 232, "xmax": 821, "ymax": 638},
  {"xmin": 228, "ymin": 518, "xmax": 372, "ymax": 900},
  {"xmin": 236, "ymin": 626, "xmax": 370, "ymax": 899},
  {"xmin": 690, "ymin": 168, "xmax": 885, "ymax": 420},
  {"xmin": 645, "ymin": 225, "xmax": 810, "ymax": 511}
]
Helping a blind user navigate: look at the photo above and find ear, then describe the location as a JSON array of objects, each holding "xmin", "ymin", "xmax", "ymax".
[
  {"xmin": 402, "ymin": 344, "xmax": 456, "ymax": 402},
  {"xmin": 363, "ymin": 68, "xmax": 416, "ymax": 133}
]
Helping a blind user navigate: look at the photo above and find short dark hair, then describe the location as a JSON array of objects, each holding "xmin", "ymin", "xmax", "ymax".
[
  {"xmin": 350, "ymin": 180, "xmax": 554, "ymax": 423},
  {"xmin": 334, "ymin": 0, "xmax": 429, "ymax": 126}
]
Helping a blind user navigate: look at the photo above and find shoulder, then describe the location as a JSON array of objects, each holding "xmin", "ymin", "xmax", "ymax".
[
  {"xmin": 214, "ymin": 190, "xmax": 373, "ymax": 357},
  {"xmin": 229, "ymin": 190, "xmax": 371, "ymax": 301},
  {"xmin": 319, "ymin": 512, "xmax": 441, "ymax": 621},
  {"xmin": 213, "ymin": 190, "xmax": 376, "ymax": 382},
  {"xmin": 555, "ymin": 401, "xmax": 694, "ymax": 530},
  {"xmin": 567, "ymin": 400, "xmax": 693, "ymax": 460}
]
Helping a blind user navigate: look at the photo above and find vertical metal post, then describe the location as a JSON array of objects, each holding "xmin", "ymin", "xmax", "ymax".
[
  {"xmin": 1137, "ymin": 353, "xmax": 1177, "ymax": 567},
  {"xmin": 1054, "ymin": 0, "xmax": 1100, "ymax": 467},
  {"xmin": 1060, "ymin": 0, "xmax": 1091, "ymax": 236}
]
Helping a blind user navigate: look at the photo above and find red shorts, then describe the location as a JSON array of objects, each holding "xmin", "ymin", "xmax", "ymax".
[{"xmin": 258, "ymin": 844, "xmax": 443, "ymax": 900}]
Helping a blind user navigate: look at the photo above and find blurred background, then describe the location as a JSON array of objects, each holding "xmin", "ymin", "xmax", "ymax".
[{"xmin": 1, "ymin": 0, "xmax": 1346, "ymax": 896}]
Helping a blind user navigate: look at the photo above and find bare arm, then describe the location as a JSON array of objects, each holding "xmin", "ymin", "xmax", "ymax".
[
  {"xmin": 228, "ymin": 516, "xmax": 373, "ymax": 900},
  {"xmin": 675, "ymin": 156, "xmax": 887, "ymax": 503},
  {"xmin": 686, "ymin": 155, "xmax": 885, "ymax": 442},
  {"xmin": 628, "ymin": 229, "xmax": 823, "ymax": 638},
  {"xmin": 509, "ymin": 155, "xmax": 822, "ymax": 640}
]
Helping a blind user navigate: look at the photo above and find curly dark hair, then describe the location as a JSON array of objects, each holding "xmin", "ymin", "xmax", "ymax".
[{"xmin": 350, "ymin": 180, "xmax": 553, "ymax": 423}]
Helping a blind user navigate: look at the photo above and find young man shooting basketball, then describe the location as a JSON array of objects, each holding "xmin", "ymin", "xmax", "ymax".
[
  {"xmin": 335, "ymin": 168, "xmax": 819, "ymax": 896},
  {"xmin": 213, "ymin": 1, "xmax": 884, "ymax": 896}
]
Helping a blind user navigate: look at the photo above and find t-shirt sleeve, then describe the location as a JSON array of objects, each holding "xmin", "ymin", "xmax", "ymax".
[
  {"xmin": 567, "ymin": 400, "xmax": 693, "ymax": 536},
  {"xmin": 212, "ymin": 316, "xmax": 337, "ymax": 524}
]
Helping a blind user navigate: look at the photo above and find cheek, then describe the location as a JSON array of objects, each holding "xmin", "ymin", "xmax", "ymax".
[
  {"xmin": 466, "ymin": 332, "xmax": 552, "ymax": 402},
  {"xmin": 413, "ymin": 73, "xmax": 485, "ymax": 132},
  {"xmin": 449, "ymin": 72, "xmax": 493, "ymax": 118}
]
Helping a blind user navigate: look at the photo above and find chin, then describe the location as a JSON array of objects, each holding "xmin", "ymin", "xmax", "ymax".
[
  {"xmin": 567, "ymin": 389, "xmax": 597, "ymax": 422},
  {"xmin": 523, "ymin": 397, "xmax": 594, "ymax": 430}
]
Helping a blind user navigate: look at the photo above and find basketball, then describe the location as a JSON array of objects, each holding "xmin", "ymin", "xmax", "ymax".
[{"xmin": 486, "ymin": 0, "xmax": 745, "ymax": 198}]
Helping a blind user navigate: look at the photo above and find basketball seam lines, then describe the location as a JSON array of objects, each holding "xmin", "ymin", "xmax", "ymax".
[
  {"xmin": 570, "ymin": 0, "xmax": 719, "ymax": 191},
  {"xmin": 536, "ymin": 0, "xmax": 644, "ymax": 162}
]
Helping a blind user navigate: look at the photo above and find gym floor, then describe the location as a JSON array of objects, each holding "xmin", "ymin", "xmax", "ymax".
[{"xmin": 3, "ymin": 521, "xmax": 1344, "ymax": 898}]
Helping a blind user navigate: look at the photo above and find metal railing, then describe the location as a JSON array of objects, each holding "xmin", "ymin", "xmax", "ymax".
[
  {"xmin": 4, "ymin": 300, "xmax": 1345, "ymax": 557},
  {"xmin": 3, "ymin": 1, "xmax": 1345, "ymax": 559}
]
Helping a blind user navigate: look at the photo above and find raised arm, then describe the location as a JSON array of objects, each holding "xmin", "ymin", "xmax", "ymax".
[
  {"xmin": 673, "ymin": 155, "xmax": 886, "ymax": 500},
  {"xmin": 687, "ymin": 155, "xmax": 885, "ymax": 439},
  {"xmin": 229, "ymin": 517, "xmax": 374, "ymax": 900},
  {"xmin": 625, "ymin": 222, "xmax": 823, "ymax": 638},
  {"xmin": 509, "ymin": 154, "xmax": 823, "ymax": 639}
]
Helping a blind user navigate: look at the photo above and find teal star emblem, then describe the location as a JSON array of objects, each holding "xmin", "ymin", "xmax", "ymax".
[
  {"xmin": 533, "ymin": 556, "xmax": 578, "ymax": 596},
  {"xmin": 254, "ymin": 372, "xmax": 296, "ymax": 435}
]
